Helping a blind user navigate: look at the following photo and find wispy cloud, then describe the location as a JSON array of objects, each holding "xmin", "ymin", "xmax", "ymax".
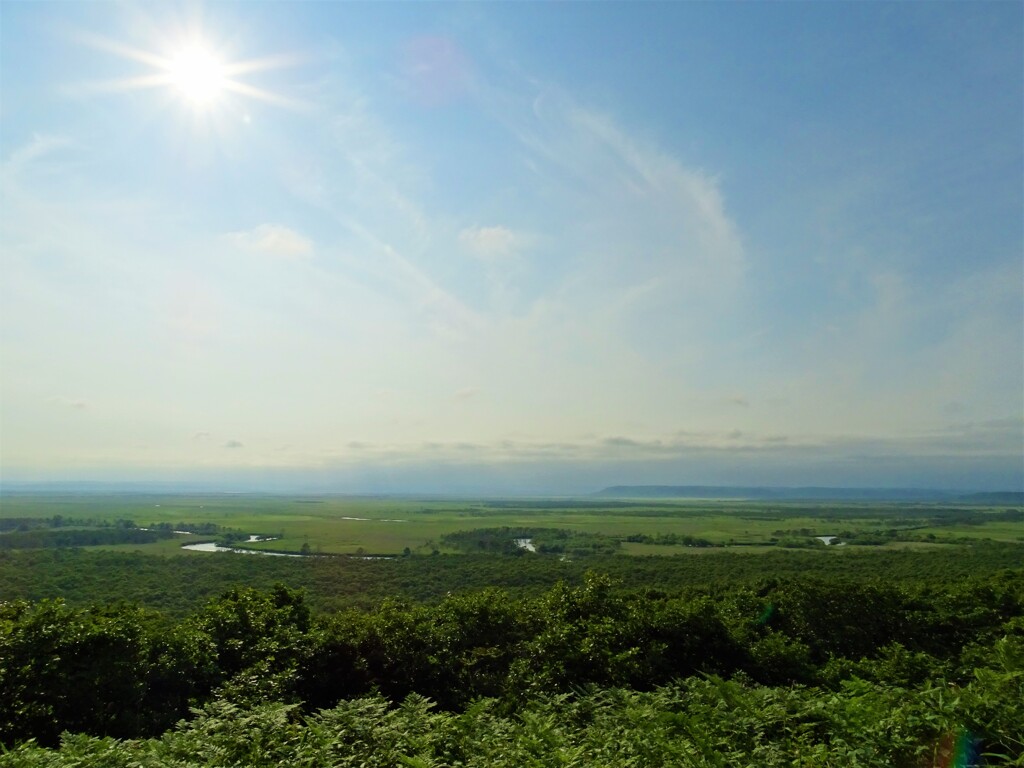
[
  {"xmin": 780, "ymin": 259, "xmax": 1024, "ymax": 435},
  {"xmin": 240, "ymin": 419, "xmax": 1023, "ymax": 470},
  {"xmin": 498, "ymin": 87, "xmax": 745, "ymax": 293},
  {"xmin": 3, "ymin": 134, "xmax": 74, "ymax": 178},
  {"xmin": 454, "ymin": 387, "xmax": 478, "ymax": 401},
  {"xmin": 459, "ymin": 225, "xmax": 523, "ymax": 262},
  {"xmin": 277, "ymin": 79, "xmax": 481, "ymax": 341},
  {"xmin": 456, "ymin": 81, "xmax": 750, "ymax": 381},
  {"xmin": 47, "ymin": 396, "xmax": 88, "ymax": 410},
  {"xmin": 397, "ymin": 35, "xmax": 475, "ymax": 107},
  {"xmin": 223, "ymin": 224, "xmax": 314, "ymax": 259}
]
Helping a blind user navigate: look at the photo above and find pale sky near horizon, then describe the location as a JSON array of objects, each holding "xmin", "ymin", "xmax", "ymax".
[{"xmin": 1, "ymin": 1, "xmax": 1022, "ymax": 493}]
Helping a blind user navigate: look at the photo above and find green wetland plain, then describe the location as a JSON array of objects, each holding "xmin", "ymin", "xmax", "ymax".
[
  {"xmin": 1, "ymin": 492, "xmax": 1022, "ymax": 766},
  {"xmin": 4, "ymin": 492, "xmax": 1023, "ymax": 556}
]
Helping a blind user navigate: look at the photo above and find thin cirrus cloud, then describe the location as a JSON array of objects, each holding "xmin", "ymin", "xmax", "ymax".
[
  {"xmin": 270, "ymin": 59, "xmax": 1014, "ymax": 478},
  {"xmin": 311, "ymin": 421, "xmax": 1024, "ymax": 467},
  {"xmin": 458, "ymin": 86, "xmax": 751, "ymax": 384},
  {"xmin": 398, "ymin": 35, "xmax": 475, "ymax": 107},
  {"xmin": 501, "ymin": 88, "xmax": 746, "ymax": 291},
  {"xmin": 47, "ymin": 397, "xmax": 89, "ymax": 410},
  {"xmin": 454, "ymin": 387, "xmax": 478, "ymax": 401},
  {"xmin": 458, "ymin": 225, "xmax": 522, "ymax": 262},
  {"xmin": 222, "ymin": 224, "xmax": 314, "ymax": 259},
  {"xmin": 3, "ymin": 134, "xmax": 74, "ymax": 180}
]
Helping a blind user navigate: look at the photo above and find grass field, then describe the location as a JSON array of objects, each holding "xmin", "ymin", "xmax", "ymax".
[{"xmin": 2, "ymin": 493, "xmax": 1021, "ymax": 556}]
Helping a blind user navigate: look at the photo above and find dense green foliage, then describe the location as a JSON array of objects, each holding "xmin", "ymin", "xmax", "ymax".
[
  {"xmin": 2, "ymin": 544, "xmax": 1022, "ymax": 616},
  {"xmin": 441, "ymin": 527, "xmax": 621, "ymax": 555},
  {"xmin": 0, "ymin": 528, "xmax": 173, "ymax": 550},
  {"xmin": 0, "ymin": 515, "xmax": 231, "ymax": 552},
  {"xmin": 624, "ymin": 532, "xmax": 714, "ymax": 547},
  {"xmin": 3, "ymin": 670, "xmax": 1022, "ymax": 767},
  {"xmin": 2, "ymin": 572, "xmax": 1022, "ymax": 763}
]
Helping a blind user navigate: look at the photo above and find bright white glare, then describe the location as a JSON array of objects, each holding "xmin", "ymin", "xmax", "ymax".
[
  {"xmin": 166, "ymin": 45, "xmax": 226, "ymax": 107},
  {"xmin": 69, "ymin": 27, "xmax": 303, "ymax": 112}
]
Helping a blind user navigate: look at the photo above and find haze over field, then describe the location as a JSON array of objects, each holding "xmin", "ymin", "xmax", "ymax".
[{"xmin": 1, "ymin": 2, "xmax": 1022, "ymax": 493}]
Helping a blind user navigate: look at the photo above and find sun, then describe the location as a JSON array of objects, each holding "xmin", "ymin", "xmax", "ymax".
[
  {"xmin": 165, "ymin": 44, "xmax": 226, "ymax": 107},
  {"xmin": 71, "ymin": 24, "xmax": 300, "ymax": 114}
]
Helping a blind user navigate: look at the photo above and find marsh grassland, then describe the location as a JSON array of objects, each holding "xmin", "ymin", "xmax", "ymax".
[{"xmin": 3, "ymin": 493, "xmax": 1020, "ymax": 556}]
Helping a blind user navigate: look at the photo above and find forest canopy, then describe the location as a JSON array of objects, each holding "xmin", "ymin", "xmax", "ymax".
[{"xmin": 1, "ymin": 571, "xmax": 1022, "ymax": 765}]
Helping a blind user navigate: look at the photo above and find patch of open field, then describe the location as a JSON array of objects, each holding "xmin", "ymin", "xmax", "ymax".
[{"xmin": 2, "ymin": 494, "xmax": 1022, "ymax": 556}]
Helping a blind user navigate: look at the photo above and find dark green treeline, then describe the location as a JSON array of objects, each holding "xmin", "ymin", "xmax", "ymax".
[{"xmin": 2, "ymin": 543, "xmax": 1022, "ymax": 615}]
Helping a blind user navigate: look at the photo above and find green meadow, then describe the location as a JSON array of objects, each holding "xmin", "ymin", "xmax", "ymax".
[{"xmin": 2, "ymin": 493, "xmax": 1020, "ymax": 556}]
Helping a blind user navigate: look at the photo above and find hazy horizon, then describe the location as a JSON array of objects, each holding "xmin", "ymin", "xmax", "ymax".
[{"xmin": 2, "ymin": 2, "xmax": 1022, "ymax": 494}]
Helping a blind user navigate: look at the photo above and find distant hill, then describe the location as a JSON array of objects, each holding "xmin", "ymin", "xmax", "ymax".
[
  {"xmin": 956, "ymin": 491, "xmax": 1024, "ymax": 505},
  {"xmin": 591, "ymin": 486, "xmax": 1020, "ymax": 502}
]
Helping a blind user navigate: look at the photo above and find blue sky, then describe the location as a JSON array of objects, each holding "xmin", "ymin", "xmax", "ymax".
[{"xmin": 2, "ymin": 1, "xmax": 1021, "ymax": 493}]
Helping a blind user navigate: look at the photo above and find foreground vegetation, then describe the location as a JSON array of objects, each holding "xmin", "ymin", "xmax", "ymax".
[
  {"xmin": 3, "ymin": 673, "xmax": 1021, "ymax": 767},
  {"xmin": 1, "ymin": 571, "xmax": 1022, "ymax": 765}
]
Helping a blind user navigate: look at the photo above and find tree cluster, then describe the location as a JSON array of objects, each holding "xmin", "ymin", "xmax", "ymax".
[
  {"xmin": 441, "ymin": 527, "xmax": 620, "ymax": 556},
  {"xmin": 2, "ymin": 572, "xmax": 1022, "ymax": 755},
  {"xmin": 2, "ymin": 544, "xmax": 1023, "ymax": 616}
]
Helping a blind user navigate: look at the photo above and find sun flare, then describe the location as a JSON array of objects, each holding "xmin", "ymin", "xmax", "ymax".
[
  {"xmin": 166, "ymin": 44, "xmax": 225, "ymax": 107},
  {"xmin": 71, "ymin": 25, "xmax": 299, "ymax": 115}
]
